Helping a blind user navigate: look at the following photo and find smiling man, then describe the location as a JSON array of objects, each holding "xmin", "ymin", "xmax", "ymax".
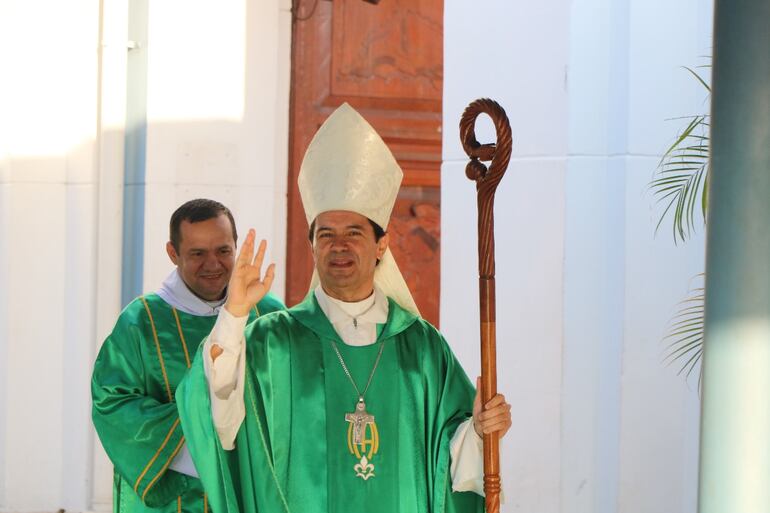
[
  {"xmin": 92, "ymin": 199, "xmax": 284, "ymax": 513},
  {"xmin": 311, "ymin": 211, "xmax": 387, "ymax": 299},
  {"xmin": 166, "ymin": 205, "xmax": 237, "ymax": 302},
  {"xmin": 177, "ymin": 105, "xmax": 512, "ymax": 513}
]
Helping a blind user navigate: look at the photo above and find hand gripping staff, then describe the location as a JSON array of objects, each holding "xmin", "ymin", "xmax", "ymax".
[{"xmin": 459, "ymin": 98, "xmax": 512, "ymax": 513}]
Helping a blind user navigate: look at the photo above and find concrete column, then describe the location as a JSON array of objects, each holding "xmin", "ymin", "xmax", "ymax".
[{"xmin": 698, "ymin": 0, "xmax": 770, "ymax": 511}]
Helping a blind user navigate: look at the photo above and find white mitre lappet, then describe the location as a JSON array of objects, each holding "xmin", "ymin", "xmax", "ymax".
[{"xmin": 298, "ymin": 103, "xmax": 420, "ymax": 316}]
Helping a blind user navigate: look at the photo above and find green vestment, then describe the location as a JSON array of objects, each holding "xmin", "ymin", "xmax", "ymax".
[
  {"xmin": 176, "ymin": 294, "xmax": 484, "ymax": 513},
  {"xmin": 92, "ymin": 292, "xmax": 285, "ymax": 513}
]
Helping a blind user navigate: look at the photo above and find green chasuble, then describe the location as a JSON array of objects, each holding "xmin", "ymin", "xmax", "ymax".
[
  {"xmin": 176, "ymin": 294, "xmax": 484, "ymax": 513},
  {"xmin": 92, "ymin": 292, "xmax": 285, "ymax": 513}
]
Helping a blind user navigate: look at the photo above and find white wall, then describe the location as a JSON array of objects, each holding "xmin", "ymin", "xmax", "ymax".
[
  {"xmin": 442, "ymin": 0, "xmax": 712, "ymax": 512},
  {"xmin": 140, "ymin": 0, "xmax": 292, "ymax": 302},
  {"xmin": 2, "ymin": 0, "xmax": 715, "ymax": 510},
  {"xmin": 443, "ymin": 2, "xmax": 569, "ymax": 511},
  {"xmin": 0, "ymin": 0, "xmax": 101, "ymax": 511},
  {"xmin": 0, "ymin": 0, "xmax": 292, "ymax": 511}
]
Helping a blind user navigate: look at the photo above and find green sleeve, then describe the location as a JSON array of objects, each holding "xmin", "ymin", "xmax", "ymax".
[
  {"xmin": 91, "ymin": 308, "xmax": 191, "ymax": 508},
  {"xmin": 175, "ymin": 345, "xmax": 242, "ymax": 513},
  {"xmin": 177, "ymin": 320, "xmax": 292, "ymax": 513},
  {"xmin": 427, "ymin": 326, "xmax": 485, "ymax": 513}
]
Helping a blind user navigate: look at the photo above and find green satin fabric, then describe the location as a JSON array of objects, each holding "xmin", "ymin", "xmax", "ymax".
[
  {"xmin": 92, "ymin": 292, "xmax": 285, "ymax": 513},
  {"xmin": 177, "ymin": 294, "xmax": 484, "ymax": 513}
]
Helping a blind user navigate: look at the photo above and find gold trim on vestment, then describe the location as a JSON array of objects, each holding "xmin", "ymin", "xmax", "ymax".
[
  {"xmin": 348, "ymin": 421, "xmax": 379, "ymax": 460},
  {"xmin": 371, "ymin": 423, "xmax": 379, "ymax": 456},
  {"xmin": 140, "ymin": 296, "xmax": 173, "ymax": 402},
  {"xmin": 141, "ymin": 436, "xmax": 186, "ymax": 502},
  {"xmin": 171, "ymin": 308, "xmax": 191, "ymax": 368},
  {"xmin": 177, "ymin": 496, "xmax": 181, "ymax": 513},
  {"xmin": 346, "ymin": 415, "xmax": 379, "ymax": 479},
  {"xmin": 133, "ymin": 418, "xmax": 180, "ymax": 493},
  {"xmin": 203, "ymin": 493, "xmax": 208, "ymax": 513}
]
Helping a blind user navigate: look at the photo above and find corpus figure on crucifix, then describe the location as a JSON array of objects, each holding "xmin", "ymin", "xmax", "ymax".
[{"xmin": 346, "ymin": 399, "xmax": 375, "ymax": 445}]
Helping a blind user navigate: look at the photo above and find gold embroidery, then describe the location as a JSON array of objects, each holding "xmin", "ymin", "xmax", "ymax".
[
  {"xmin": 141, "ymin": 436, "xmax": 186, "ymax": 502},
  {"xmin": 347, "ymin": 417, "xmax": 379, "ymax": 480},
  {"xmin": 133, "ymin": 418, "xmax": 180, "ymax": 493},
  {"xmin": 141, "ymin": 296, "xmax": 173, "ymax": 402},
  {"xmin": 171, "ymin": 308, "xmax": 191, "ymax": 368}
]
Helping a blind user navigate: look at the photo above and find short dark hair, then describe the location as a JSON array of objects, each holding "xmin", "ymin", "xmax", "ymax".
[
  {"xmin": 307, "ymin": 217, "xmax": 386, "ymax": 243},
  {"xmin": 169, "ymin": 198, "xmax": 237, "ymax": 251}
]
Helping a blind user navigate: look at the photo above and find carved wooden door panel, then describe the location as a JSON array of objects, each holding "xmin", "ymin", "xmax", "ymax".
[{"xmin": 287, "ymin": 0, "xmax": 443, "ymax": 326}]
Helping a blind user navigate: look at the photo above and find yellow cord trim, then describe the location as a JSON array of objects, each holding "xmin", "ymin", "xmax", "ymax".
[
  {"xmin": 371, "ymin": 423, "xmax": 379, "ymax": 457},
  {"xmin": 140, "ymin": 296, "xmax": 173, "ymax": 402},
  {"xmin": 141, "ymin": 436, "xmax": 186, "ymax": 502},
  {"xmin": 171, "ymin": 308, "xmax": 191, "ymax": 368},
  {"xmin": 203, "ymin": 493, "xmax": 208, "ymax": 513},
  {"xmin": 177, "ymin": 496, "xmax": 181, "ymax": 513},
  {"xmin": 133, "ymin": 418, "xmax": 180, "ymax": 493}
]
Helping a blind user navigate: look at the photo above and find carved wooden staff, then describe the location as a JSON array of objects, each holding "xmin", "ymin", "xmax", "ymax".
[{"xmin": 459, "ymin": 98, "xmax": 512, "ymax": 513}]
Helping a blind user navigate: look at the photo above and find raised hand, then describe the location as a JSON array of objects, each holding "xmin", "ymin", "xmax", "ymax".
[
  {"xmin": 224, "ymin": 229, "xmax": 275, "ymax": 318},
  {"xmin": 473, "ymin": 376, "xmax": 512, "ymax": 438}
]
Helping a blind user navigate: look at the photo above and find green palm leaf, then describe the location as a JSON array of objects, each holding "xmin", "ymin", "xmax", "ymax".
[
  {"xmin": 663, "ymin": 278, "xmax": 705, "ymax": 383},
  {"xmin": 650, "ymin": 116, "xmax": 710, "ymax": 243},
  {"xmin": 649, "ymin": 65, "xmax": 711, "ymax": 244},
  {"xmin": 654, "ymin": 61, "xmax": 711, "ymax": 386}
]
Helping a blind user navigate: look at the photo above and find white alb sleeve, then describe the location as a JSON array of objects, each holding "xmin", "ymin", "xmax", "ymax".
[
  {"xmin": 168, "ymin": 443, "xmax": 198, "ymax": 477},
  {"xmin": 203, "ymin": 307, "xmax": 249, "ymax": 450},
  {"xmin": 450, "ymin": 417, "xmax": 485, "ymax": 496},
  {"xmin": 449, "ymin": 418, "xmax": 506, "ymax": 501}
]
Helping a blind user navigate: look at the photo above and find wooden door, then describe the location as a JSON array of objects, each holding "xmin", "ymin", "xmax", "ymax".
[{"xmin": 286, "ymin": 0, "xmax": 444, "ymax": 326}]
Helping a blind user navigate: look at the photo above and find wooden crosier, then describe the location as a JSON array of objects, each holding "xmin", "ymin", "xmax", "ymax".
[{"xmin": 459, "ymin": 98, "xmax": 512, "ymax": 513}]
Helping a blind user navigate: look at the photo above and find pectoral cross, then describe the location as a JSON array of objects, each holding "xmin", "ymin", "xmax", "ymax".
[{"xmin": 345, "ymin": 398, "xmax": 375, "ymax": 445}]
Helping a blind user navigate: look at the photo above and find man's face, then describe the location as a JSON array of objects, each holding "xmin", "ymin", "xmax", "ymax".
[
  {"xmin": 311, "ymin": 210, "xmax": 388, "ymax": 302},
  {"xmin": 166, "ymin": 214, "xmax": 236, "ymax": 301}
]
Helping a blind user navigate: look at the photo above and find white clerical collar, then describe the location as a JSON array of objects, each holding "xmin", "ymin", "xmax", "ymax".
[
  {"xmin": 314, "ymin": 285, "xmax": 389, "ymax": 346},
  {"xmin": 156, "ymin": 269, "xmax": 226, "ymax": 316}
]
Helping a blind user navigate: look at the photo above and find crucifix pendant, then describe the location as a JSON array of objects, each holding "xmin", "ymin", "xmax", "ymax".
[{"xmin": 345, "ymin": 397, "xmax": 375, "ymax": 445}]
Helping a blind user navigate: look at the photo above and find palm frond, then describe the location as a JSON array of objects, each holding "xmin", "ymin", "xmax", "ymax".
[
  {"xmin": 650, "ymin": 116, "xmax": 710, "ymax": 243},
  {"xmin": 649, "ymin": 64, "xmax": 711, "ymax": 244},
  {"xmin": 683, "ymin": 66, "xmax": 711, "ymax": 93},
  {"xmin": 651, "ymin": 155, "xmax": 709, "ymax": 242},
  {"xmin": 662, "ymin": 276, "xmax": 705, "ymax": 383}
]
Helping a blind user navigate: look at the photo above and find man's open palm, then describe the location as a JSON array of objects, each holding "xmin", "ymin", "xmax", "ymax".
[{"xmin": 225, "ymin": 230, "xmax": 275, "ymax": 318}]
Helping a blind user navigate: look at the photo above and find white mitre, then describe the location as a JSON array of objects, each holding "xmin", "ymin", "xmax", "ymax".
[{"xmin": 298, "ymin": 103, "xmax": 420, "ymax": 316}]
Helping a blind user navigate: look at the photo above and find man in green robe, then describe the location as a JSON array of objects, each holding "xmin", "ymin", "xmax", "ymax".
[
  {"xmin": 177, "ymin": 105, "xmax": 512, "ymax": 513},
  {"xmin": 92, "ymin": 199, "xmax": 284, "ymax": 513}
]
